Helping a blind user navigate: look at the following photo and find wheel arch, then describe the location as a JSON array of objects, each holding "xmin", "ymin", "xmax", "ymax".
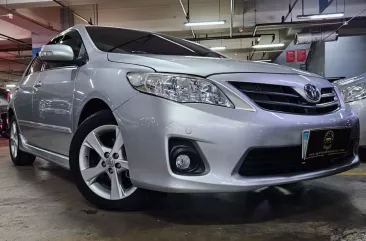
[{"xmin": 77, "ymin": 98, "xmax": 113, "ymax": 127}]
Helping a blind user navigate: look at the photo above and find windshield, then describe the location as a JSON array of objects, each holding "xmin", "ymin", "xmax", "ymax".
[{"xmin": 86, "ymin": 26, "xmax": 225, "ymax": 58}]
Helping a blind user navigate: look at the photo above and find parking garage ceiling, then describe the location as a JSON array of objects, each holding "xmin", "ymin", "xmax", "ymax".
[{"xmin": 0, "ymin": 0, "xmax": 366, "ymax": 85}]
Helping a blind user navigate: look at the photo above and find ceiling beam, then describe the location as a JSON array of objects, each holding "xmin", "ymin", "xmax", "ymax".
[{"xmin": 0, "ymin": 5, "xmax": 60, "ymax": 35}]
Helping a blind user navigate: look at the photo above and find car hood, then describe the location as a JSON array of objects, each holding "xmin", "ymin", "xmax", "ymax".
[{"xmin": 107, "ymin": 53, "xmax": 320, "ymax": 77}]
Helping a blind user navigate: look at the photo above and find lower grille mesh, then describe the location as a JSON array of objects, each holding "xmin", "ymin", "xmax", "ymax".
[{"xmin": 238, "ymin": 141, "xmax": 355, "ymax": 176}]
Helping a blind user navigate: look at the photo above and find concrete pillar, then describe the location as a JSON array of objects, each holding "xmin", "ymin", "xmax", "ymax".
[
  {"xmin": 30, "ymin": 7, "xmax": 74, "ymax": 57},
  {"xmin": 60, "ymin": 8, "xmax": 74, "ymax": 30}
]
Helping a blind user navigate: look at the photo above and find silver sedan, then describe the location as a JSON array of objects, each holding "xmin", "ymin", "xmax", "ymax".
[
  {"xmin": 8, "ymin": 25, "xmax": 360, "ymax": 210},
  {"xmin": 335, "ymin": 73, "xmax": 366, "ymax": 159}
]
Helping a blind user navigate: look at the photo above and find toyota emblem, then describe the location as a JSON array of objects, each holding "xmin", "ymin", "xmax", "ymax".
[{"xmin": 304, "ymin": 84, "xmax": 321, "ymax": 103}]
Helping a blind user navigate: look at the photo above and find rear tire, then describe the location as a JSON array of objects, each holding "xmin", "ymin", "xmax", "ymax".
[
  {"xmin": 9, "ymin": 117, "xmax": 36, "ymax": 166},
  {"xmin": 69, "ymin": 110, "xmax": 148, "ymax": 211}
]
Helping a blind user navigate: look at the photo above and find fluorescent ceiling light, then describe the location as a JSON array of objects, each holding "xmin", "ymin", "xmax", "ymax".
[
  {"xmin": 254, "ymin": 59, "xmax": 272, "ymax": 62},
  {"xmin": 184, "ymin": 20, "xmax": 226, "ymax": 26},
  {"xmin": 252, "ymin": 43, "xmax": 284, "ymax": 49},
  {"xmin": 210, "ymin": 46, "xmax": 226, "ymax": 51},
  {"xmin": 6, "ymin": 84, "xmax": 16, "ymax": 88},
  {"xmin": 297, "ymin": 13, "xmax": 344, "ymax": 20}
]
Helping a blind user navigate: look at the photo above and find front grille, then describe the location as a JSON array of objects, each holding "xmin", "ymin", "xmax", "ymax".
[
  {"xmin": 230, "ymin": 82, "xmax": 339, "ymax": 115},
  {"xmin": 238, "ymin": 140, "xmax": 355, "ymax": 176}
]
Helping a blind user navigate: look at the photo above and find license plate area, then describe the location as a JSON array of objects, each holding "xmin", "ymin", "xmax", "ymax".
[{"xmin": 302, "ymin": 128, "xmax": 351, "ymax": 160}]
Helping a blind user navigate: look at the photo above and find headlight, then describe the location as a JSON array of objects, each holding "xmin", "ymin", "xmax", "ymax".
[
  {"xmin": 127, "ymin": 73, "xmax": 234, "ymax": 108},
  {"xmin": 342, "ymin": 82, "xmax": 366, "ymax": 103}
]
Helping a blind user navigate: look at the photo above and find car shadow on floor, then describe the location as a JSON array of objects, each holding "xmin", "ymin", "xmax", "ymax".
[
  {"xmin": 13, "ymin": 158, "xmax": 366, "ymax": 228},
  {"xmin": 146, "ymin": 182, "xmax": 366, "ymax": 227}
]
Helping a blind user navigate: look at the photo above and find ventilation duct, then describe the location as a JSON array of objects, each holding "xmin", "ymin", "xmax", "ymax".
[{"xmin": 295, "ymin": 31, "xmax": 338, "ymax": 44}]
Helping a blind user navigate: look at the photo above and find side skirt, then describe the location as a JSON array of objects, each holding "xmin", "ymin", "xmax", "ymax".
[{"xmin": 19, "ymin": 134, "xmax": 70, "ymax": 169}]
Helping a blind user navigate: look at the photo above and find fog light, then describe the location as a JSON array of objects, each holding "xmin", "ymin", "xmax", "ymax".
[
  {"xmin": 169, "ymin": 138, "xmax": 206, "ymax": 175},
  {"xmin": 176, "ymin": 154, "xmax": 190, "ymax": 170}
]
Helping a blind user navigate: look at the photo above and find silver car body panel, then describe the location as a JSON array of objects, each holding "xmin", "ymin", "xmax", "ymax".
[
  {"xmin": 107, "ymin": 53, "xmax": 322, "ymax": 77},
  {"xmin": 114, "ymin": 85, "xmax": 359, "ymax": 192},
  {"xmin": 19, "ymin": 133, "xmax": 70, "ymax": 169},
  {"xmin": 348, "ymin": 101, "xmax": 366, "ymax": 146},
  {"xmin": 336, "ymin": 73, "xmax": 366, "ymax": 146},
  {"xmin": 9, "ymin": 25, "xmax": 360, "ymax": 193}
]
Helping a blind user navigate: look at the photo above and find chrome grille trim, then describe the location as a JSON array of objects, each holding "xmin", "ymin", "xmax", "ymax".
[
  {"xmin": 321, "ymin": 93, "xmax": 336, "ymax": 98},
  {"xmin": 241, "ymin": 90, "xmax": 299, "ymax": 98},
  {"xmin": 255, "ymin": 100, "xmax": 339, "ymax": 108},
  {"xmin": 229, "ymin": 82, "xmax": 340, "ymax": 115}
]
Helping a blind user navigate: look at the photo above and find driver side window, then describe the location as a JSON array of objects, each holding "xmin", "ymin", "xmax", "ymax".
[
  {"xmin": 60, "ymin": 31, "xmax": 83, "ymax": 58},
  {"xmin": 25, "ymin": 57, "xmax": 43, "ymax": 76}
]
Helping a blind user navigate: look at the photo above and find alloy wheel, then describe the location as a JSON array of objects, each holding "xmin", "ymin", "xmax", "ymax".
[
  {"xmin": 79, "ymin": 125, "xmax": 136, "ymax": 200},
  {"xmin": 10, "ymin": 122, "xmax": 18, "ymax": 158}
]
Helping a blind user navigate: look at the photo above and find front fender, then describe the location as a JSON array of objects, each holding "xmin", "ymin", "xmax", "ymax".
[{"xmin": 72, "ymin": 60, "xmax": 154, "ymax": 132}]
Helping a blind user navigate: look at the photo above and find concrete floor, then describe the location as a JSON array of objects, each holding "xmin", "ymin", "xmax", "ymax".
[{"xmin": 0, "ymin": 143, "xmax": 366, "ymax": 241}]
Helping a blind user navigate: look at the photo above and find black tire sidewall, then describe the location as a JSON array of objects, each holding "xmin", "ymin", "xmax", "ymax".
[
  {"xmin": 9, "ymin": 116, "xmax": 35, "ymax": 166},
  {"xmin": 69, "ymin": 110, "xmax": 146, "ymax": 211},
  {"xmin": 8, "ymin": 116, "xmax": 17, "ymax": 162}
]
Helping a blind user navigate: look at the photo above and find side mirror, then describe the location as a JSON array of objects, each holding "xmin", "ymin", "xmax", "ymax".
[{"xmin": 39, "ymin": 44, "xmax": 74, "ymax": 62}]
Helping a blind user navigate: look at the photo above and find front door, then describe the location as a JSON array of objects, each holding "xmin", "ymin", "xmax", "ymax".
[
  {"xmin": 15, "ymin": 57, "xmax": 43, "ymax": 145},
  {"xmin": 31, "ymin": 30, "xmax": 87, "ymax": 156},
  {"xmin": 32, "ymin": 66, "xmax": 76, "ymax": 155}
]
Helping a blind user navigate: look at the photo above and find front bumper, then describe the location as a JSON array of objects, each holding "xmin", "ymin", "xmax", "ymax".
[{"xmin": 114, "ymin": 94, "xmax": 360, "ymax": 193}]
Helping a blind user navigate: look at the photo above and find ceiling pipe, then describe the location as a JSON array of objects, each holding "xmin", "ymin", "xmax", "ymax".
[
  {"xmin": 254, "ymin": 19, "xmax": 345, "ymax": 31},
  {"xmin": 0, "ymin": 5, "xmax": 59, "ymax": 34},
  {"xmin": 178, "ymin": 0, "xmax": 195, "ymax": 38},
  {"xmin": 0, "ymin": 57, "xmax": 28, "ymax": 66},
  {"xmin": 230, "ymin": 0, "xmax": 234, "ymax": 37},
  {"xmin": 186, "ymin": 34, "xmax": 266, "ymax": 41},
  {"xmin": 53, "ymin": 0, "xmax": 92, "ymax": 25},
  {"xmin": 0, "ymin": 71, "xmax": 22, "ymax": 77},
  {"xmin": 0, "ymin": 55, "xmax": 32, "ymax": 60},
  {"xmin": 0, "ymin": 33, "xmax": 32, "ymax": 47},
  {"xmin": 295, "ymin": 31, "xmax": 338, "ymax": 44}
]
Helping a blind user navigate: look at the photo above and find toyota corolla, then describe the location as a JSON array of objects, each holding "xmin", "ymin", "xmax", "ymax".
[
  {"xmin": 8, "ymin": 25, "xmax": 360, "ymax": 210},
  {"xmin": 334, "ymin": 73, "xmax": 366, "ymax": 159}
]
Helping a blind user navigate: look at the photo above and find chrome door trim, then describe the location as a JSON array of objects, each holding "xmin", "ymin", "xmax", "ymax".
[
  {"xmin": 19, "ymin": 134, "xmax": 70, "ymax": 169},
  {"xmin": 18, "ymin": 120, "xmax": 72, "ymax": 134}
]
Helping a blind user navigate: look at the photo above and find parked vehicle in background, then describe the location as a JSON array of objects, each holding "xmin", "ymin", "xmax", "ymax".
[
  {"xmin": 0, "ymin": 105, "xmax": 8, "ymax": 138},
  {"xmin": 334, "ymin": 73, "xmax": 366, "ymax": 159},
  {"xmin": 8, "ymin": 25, "xmax": 360, "ymax": 210},
  {"xmin": 0, "ymin": 112, "xmax": 8, "ymax": 138}
]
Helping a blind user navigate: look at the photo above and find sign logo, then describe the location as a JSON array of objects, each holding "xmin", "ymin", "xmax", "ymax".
[
  {"xmin": 323, "ymin": 130, "xmax": 334, "ymax": 150},
  {"xmin": 304, "ymin": 84, "xmax": 321, "ymax": 103}
]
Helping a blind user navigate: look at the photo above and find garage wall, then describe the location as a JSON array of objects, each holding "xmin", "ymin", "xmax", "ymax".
[
  {"xmin": 308, "ymin": 42, "xmax": 325, "ymax": 76},
  {"xmin": 275, "ymin": 42, "xmax": 310, "ymax": 69},
  {"xmin": 325, "ymin": 36, "xmax": 366, "ymax": 78}
]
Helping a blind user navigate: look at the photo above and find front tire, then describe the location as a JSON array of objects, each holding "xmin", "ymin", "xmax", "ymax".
[
  {"xmin": 9, "ymin": 117, "xmax": 36, "ymax": 166},
  {"xmin": 69, "ymin": 110, "xmax": 147, "ymax": 210}
]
